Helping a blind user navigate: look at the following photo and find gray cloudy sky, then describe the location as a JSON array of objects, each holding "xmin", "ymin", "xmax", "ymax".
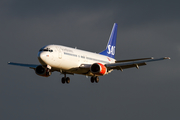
[{"xmin": 1, "ymin": 0, "xmax": 180, "ymax": 120}]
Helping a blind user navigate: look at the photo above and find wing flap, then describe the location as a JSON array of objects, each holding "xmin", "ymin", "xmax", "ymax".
[{"xmin": 115, "ymin": 57, "xmax": 153, "ymax": 63}]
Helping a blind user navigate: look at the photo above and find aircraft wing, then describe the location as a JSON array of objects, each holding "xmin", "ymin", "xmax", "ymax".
[
  {"xmin": 8, "ymin": 62, "xmax": 39, "ymax": 69},
  {"xmin": 69, "ymin": 57, "xmax": 170, "ymax": 73},
  {"xmin": 105, "ymin": 57, "xmax": 170, "ymax": 71}
]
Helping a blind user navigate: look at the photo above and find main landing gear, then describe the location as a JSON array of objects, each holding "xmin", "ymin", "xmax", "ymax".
[
  {"xmin": 90, "ymin": 76, "xmax": 99, "ymax": 83},
  {"xmin": 61, "ymin": 74, "xmax": 99, "ymax": 84},
  {"xmin": 61, "ymin": 74, "xmax": 70, "ymax": 84}
]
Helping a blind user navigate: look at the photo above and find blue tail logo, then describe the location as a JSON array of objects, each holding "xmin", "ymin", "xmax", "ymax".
[{"xmin": 99, "ymin": 23, "xmax": 118, "ymax": 58}]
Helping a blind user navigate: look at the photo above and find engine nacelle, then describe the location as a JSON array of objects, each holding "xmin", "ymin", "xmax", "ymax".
[
  {"xmin": 35, "ymin": 65, "xmax": 51, "ymax": 77},
  {"xmin": 90, "ymin": 63, "xmax": 107, "ymax": 75}
]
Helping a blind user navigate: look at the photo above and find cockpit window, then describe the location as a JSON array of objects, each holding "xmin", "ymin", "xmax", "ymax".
[
  {"xmin": 39, "ymin": 48, "xmax": 53, "ymax": 52},
  {"xmin": 43, "ymin": 49, "xmax": 49, "ymax": 51}
]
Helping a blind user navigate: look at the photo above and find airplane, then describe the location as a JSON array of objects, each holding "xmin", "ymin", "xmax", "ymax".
[{"xmin": 8, "ymin": 23, "xmax": 170, "ymax": 84}]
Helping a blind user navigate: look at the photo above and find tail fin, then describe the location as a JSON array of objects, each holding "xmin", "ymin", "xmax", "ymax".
[{"xmin": 99, "ymin": 23, "xmax": 118, "ymax": 58}]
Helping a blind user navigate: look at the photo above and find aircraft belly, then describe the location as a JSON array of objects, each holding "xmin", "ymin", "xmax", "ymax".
[{"xmin": 66, "ymin": 68, "xmax": 93, "ymax": 76}]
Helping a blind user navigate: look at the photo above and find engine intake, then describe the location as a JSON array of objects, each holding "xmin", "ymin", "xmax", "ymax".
[
  {"xmin": 35, "ymin": 65, "xmax": 51, "ymax": 77},
  {"xmin": 90, "ymin": 63, "xmax": 107, "ymax": 75}
]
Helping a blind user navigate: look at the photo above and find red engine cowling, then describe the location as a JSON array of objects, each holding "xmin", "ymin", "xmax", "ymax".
[
  {"xmin": 35, "ymin": 65, "xmax": 51, "ymax": 77},
  {"xmin": 90, "ymin": 63, "xmax": 107, "ymax": 75}
]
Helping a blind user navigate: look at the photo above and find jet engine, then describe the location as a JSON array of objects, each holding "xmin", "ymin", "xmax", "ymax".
[
  {"xmin": 35, "ymin": 65, "xmax": 51, "ymax": 77},
  {"xmin": 90, "ymin": 63, "xmax": 107, "ymax": 75}
]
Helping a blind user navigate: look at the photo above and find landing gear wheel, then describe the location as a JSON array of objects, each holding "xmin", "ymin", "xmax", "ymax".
[
  {"xmin": 95, "ymin": 76, "xmax": 99, "ymax": 83},
  {"xmin": 66, "ymin": 77, "xmax": 70, "ymax": 84},
  {"xmin": 91, "ymin": 76, "xmax": 95, "ymax": 83},
  {"xmin": 61, "ymin": 77, "xmax": 66, "ymax": 84}
]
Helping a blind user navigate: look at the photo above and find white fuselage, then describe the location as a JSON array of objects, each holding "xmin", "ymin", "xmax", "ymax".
[{"xmin": 38, "ymin": 45, "xmax": 116, "ymax": 73}]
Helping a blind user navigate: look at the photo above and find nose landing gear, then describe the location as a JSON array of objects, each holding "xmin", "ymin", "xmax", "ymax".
[
  {"xmin": 61, "ymin": 77, "xmax": 70, "ymax": 84},
  {"xmin": 61, "ymin": 74, "xmax": 70, "ymax": 84}
]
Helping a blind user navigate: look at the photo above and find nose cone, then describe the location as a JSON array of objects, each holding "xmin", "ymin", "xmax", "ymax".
[{"xmin": 38, "ymin": 52, "xmax": 47, "ymax": 65}]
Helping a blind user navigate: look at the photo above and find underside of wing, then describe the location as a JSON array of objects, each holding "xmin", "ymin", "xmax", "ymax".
[
  {"xmin": 106, "ymin": 57, "xmax": 170, "ymax": 71},
  {"xmin": 112, "ymin": 62, "xmax": 147, "ymax": 70},
  {"xmin": 8, "ymin": 62, "xmax": 39, "ymax": 69}
]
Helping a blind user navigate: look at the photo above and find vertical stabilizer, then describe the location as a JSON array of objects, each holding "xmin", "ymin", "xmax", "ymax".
[{"xmin": 99, "ymin": 23, "xmax": 118, "ymax": 58}]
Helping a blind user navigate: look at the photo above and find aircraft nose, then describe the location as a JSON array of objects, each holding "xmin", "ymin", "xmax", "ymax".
[{"xmin": 38, "ymin": 52, "xmax": 47, "ymax": 63}]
